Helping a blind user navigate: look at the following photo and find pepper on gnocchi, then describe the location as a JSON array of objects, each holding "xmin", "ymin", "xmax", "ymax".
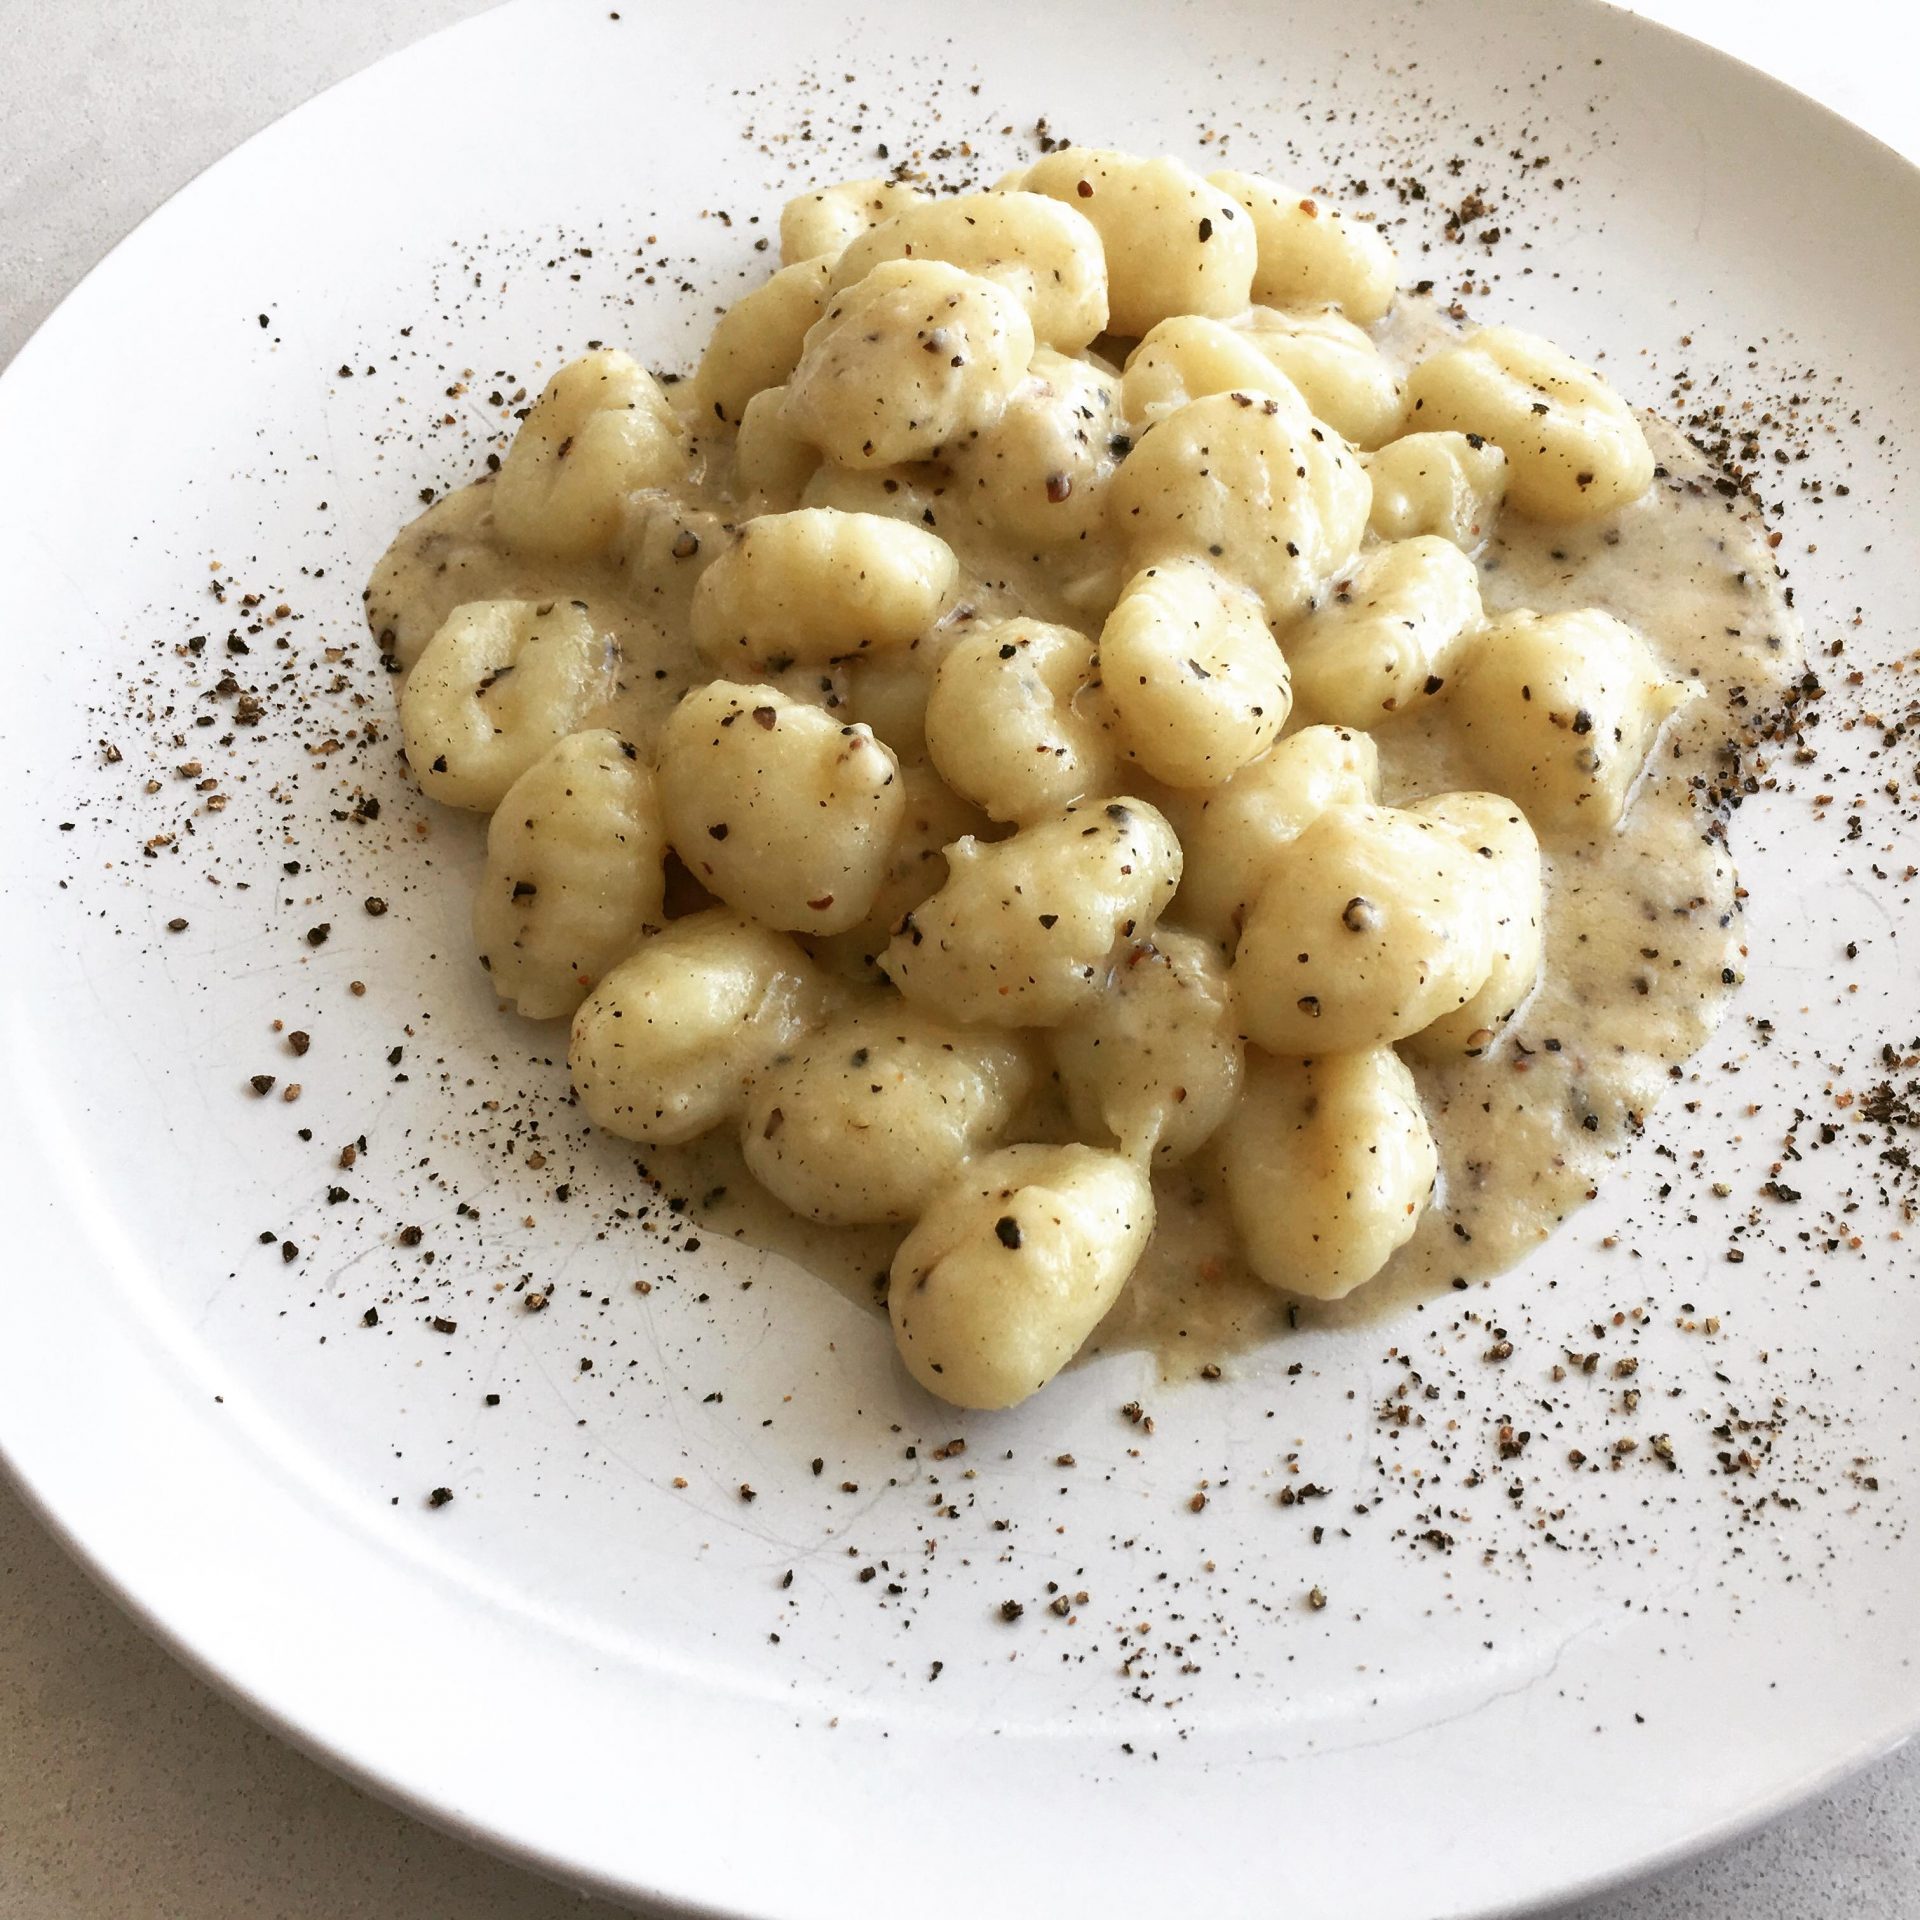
[{"xmin": 368, "ymin": 138, "xmax": 1797, "ymax": 1412}]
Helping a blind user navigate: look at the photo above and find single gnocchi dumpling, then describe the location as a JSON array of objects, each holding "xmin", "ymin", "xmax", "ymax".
[
  {"xmin": 883, "ymin": 796, "xmax": 1182, "ymax": 1028},
  {"xmin": 780, "ymin": 177, "xmax": 928, "ymax": 266},
  {"xmin": 493, "ymin": 350, "xmax": 688, "ymax": 558},
  {"xmin": 924, "ymin": 618, "xmax": 1118, "ymax": 823},
  {"xmin": 888, "ymin": 1142, "xmax": 1155, "ymax": 1408},
  {"xmin": 1109, "ymin": 389, "xmax": 1371, "ymax": 624},
  {"xmin": 799, "ymin": 461, "xmax": 954, "ymax": 532},
  {"xmin": 1363, "ymin": 430, "xmax": 1509, "ymax": 550},
  {"xmin": 947, "ymin": 349, "xmax": 1123, "ymax": 554},
  {"xmin": 802, "ymin": 761, "xmax": 995, "ymax": 981},
  {"xmin": 784, "ymin": 259, "xmax": 1035, "ymax": 466},
  {"xmin": 568, "ymin": 910, "xmax": 831, "ymax": 1145},
  {"xmin": 1053, "ymin": 929, "xmax": 1244, "ymax": 1163},
  {"xmin": 1449, "ymin": 608, "xmax": 1692, "ymax": 835},
  {"xmin": 691, "ymin": 256, "xmax": 835, "ymax": 427},
  {"xmin": 1219, "ymin": 1048, "xmax": 1437, "ymax": 1301},
  {"xmin": 1208, "ymin": 171, "xmax": 1398, "ymax": 324},
  {"xmin": 614, "ymin": 491, "xmax": 729, "ymax": 649},
  {"xmin": 658, "ymin": 680, "xmax": 906, "ymax": 934},
  {"xmin": 1162, "ymin": 723, "xmax": 1381, "ymax": 944},
  {"xmin": 1096, "ymin": 559, "xmax": 1290, "ymax": 789},
  {"xmin": 731, "ymin": 386, "xmax": 822, "ymax": 512},
  {"xmin": 1120, "ymin": 315, "xmax": 1308, "ymax": 432},
  {"xmin": 1403, "ymin": 791, "xmax": 1544, "ymax": 1055},
  {"xmin": 1020, "ymin": 149, "xmax": 1256, "ymax": 335},
  {"xmin": 366, "ymin": 484, "xmax": 544, "ymax": 673},
  {"xmin": 741, "ymin": 1002, "xmax": 1035, "ymax": 1224},
  {"xmin": 472, "ymin": 730, "xmax": 667, "ymax": 1020},
  {"xmin": 1284, "ymin": 536, "xmax": 1483, "ymax": 727},
  {"xmin": 400, "ymin": 598, "xmax": 622, "ymax": 811},
  {"xmin": 690, "ymin": 508, "xmax": 958, "ymax": 670},
  {"xmin": 1234, "ymin": 801, "xmax": 1496, "ymax": 1053},
  {"xmin": 1235, "ymin": 306, "xmax": 1404, "ymax": 450},
  {"xmin": 1404, "ymin": 325, "xmax": 1654, "ymax": 523},
  {"xmin": 845, "ymin": 650, "xmax": 938, "ymax": 764},
  {"xmin": 830, "ymin": 192, "xmax": 1109, "ymax": 353}
]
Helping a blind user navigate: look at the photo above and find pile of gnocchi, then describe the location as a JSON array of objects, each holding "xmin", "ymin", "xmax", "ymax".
[{"xmin": 373, "ymin": 146, "xmax": 1687, "ymax": 1410}]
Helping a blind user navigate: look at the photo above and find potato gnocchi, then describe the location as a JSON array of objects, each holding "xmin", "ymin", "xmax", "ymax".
[{"xmin": 371, "ymin": 141, "xmax": 1797, "ymax": 1410}]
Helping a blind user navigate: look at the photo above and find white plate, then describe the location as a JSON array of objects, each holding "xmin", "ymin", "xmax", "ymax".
[{"xmin": 1, "ymin": 3, "xmax": 1914, "ymax": 1914}]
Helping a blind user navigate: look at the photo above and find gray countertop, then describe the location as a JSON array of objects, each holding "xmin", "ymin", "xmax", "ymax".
[{"xmin": 2, "ymin": 2, "xmax": 1915, "ymax": 1914}]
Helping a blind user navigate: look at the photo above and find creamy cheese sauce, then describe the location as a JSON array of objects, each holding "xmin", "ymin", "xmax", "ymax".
[{"xmin": 369, "ymin": 299, "xmax": 1802, "ymax": 1370}]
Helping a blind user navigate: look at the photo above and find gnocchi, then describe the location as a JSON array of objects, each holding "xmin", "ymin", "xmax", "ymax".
[
  {"xmin": 730, "ymin": 385, "xmax": 822, "ymax": 513},
  {"xmin": 784, "ymin": 258, "xmax": 1035, "ymax": 466},
  {"xmin": 882, "ymin": 797, "xmax": 1182, "ymax": 1028},
  {"xmin": 1020, "ymin": 149, "xmax": 1256, "ymax": 334},
  {"xmin": 1449, "ymin": 608, "xmax": 1691, "ymax": 833},
  {"xmin": 690, "ymin": 508, "xmax": 958, "ymax": 670},
  {"xmin": 493, "ymin": 350, "xmax": 688, "ymax": 558},
  {"xmin": 1363, "ymin": 430, "xmax": 1509, "ymax": 550},
  {"xmin": 1119, "ymin": 315, "xmax": 1307, "ymax": 431},
  {"xmin": 1404, "ymin": 325, "xmax": 1655, "ymax": 524},
  {"xmin": 923, "ymin": 617, "xmax": 1119, "ymax": 823},
  {"xmin": 1403, "ymin": 791, "xmax": 1544, "ymax": 1055},
  {"xmin": 1096, "ymin": 560, "xmax": 1291, "ymax": 788},
  {"xmin": 1284, "ymin": 535, "xmax": 1484, "ymax": 727},
  {"xmin": 1053, "ymin": 929, "xmax": 1244, "ymax": 1164},
  {"xmin": 779, "ymin": 177, "xmax": 928, "ymax": 267},
  {"xmin": 801, "ymin": 760, "xmax": 994, "ymax": 981},
  {"xmin": 369, "ymin": 142, "xmax": 1798, "ymax": 1411},
  {"xmin": 1234, "ymin": 801, "xmax": 1496, "ymax": 1054},
  {"xmin": 742, "ymin": 1004, "xmax": 1035, "ymax": 1224},
  {"xmin": 692, "ymin": 256, "xmax": 835, "ymax": 427},
  {"xmin": 1208, "ymin": 169, "xmax": 1398, "ymax": 323},
  {"xmin": 1220, "ymin": 1048, "xmax": 1438, "ymax": 1300},
  {"xmin": 568, "ymin": 911, "xmax": 832, "ymax": 1146},
  {"xmin": 889, "ymin": 1143, "xmax": 1154, "ymax": 1407},
  {"xmin": 1109, "ymin": 388, "xmax": 1372, "ymax": 624},
  {"xmin": 658, "ymin": 680, "xmax": 905, "ymax": 934},
  {"xmin": 1235, "ymin": 305, "xmax": 1405, "ymax": 450},
  {"xmin": 829, "ymin": 192, "xmax": 1109, "ymax": 353},
  {"xmin": 399, "ymin": 598, "xmax": 622, "ymax": 811},
  {"xmin": 1162, "ymin": 722, "xmax": 1381, "ymax": 945},
  {"xmin": 473, "ymin": 728, "xmax": 667, "ymax": 1020},
  {"xmin": 947, "ymin": 348, "xmax": 1123, "ymax": 555}
]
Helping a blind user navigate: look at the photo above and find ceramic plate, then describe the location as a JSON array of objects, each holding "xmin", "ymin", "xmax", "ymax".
[{"xmin": 2, "ymin": 2, "xmax": 1915, "ymax": 1914}]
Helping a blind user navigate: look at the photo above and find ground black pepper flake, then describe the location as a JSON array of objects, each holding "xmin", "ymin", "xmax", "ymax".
[
  {"xmin": 427, "ymin": 1486, "xmax": 453, "ymax": 1508},
  {"xmin": 998, "ymin": 1599, "xmax": 1024, "ymax": 1622}
]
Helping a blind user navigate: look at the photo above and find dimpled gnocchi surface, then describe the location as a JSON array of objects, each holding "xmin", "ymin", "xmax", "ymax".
[{"xmin": 370, "ymin": 144, "xmax": 1801, "ymax": 1408}]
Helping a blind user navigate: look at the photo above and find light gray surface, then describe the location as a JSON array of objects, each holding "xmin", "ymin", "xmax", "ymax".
[{"xmin": 1, "ymin": 2, "xmax": 1915, "ymax": 1915}]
